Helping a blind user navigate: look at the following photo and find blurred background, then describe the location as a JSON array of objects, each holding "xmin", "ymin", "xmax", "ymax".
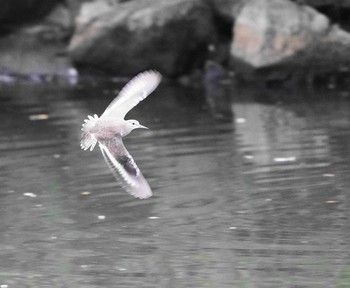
[{"xmin": 1, "ymin": 0, "xmax": 350, "ymax": 287}]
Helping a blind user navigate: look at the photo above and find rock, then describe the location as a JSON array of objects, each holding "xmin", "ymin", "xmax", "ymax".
[
  {"xmin": 207, "ymin": 0, "xmax": 244, "ymax": 22},
  {"xmin": 44, "ymin": 3, "xmax": 74, "ymax": 33},
  {"xmin": 230, "ymin": 0, "xmax": 350, "ymax": 81},
  {"xmin": 204, "ymin": 0, "xmax": 242, "ymax": 66},
  {"xmin": 297, "ymin": 0, "xmax": 350, "ymax": 8},
  {"xmin": 231, "ymin": 0, "xmax": 330, "ymax": 67},
  {"xmin": 68, "ymin": 0, "xmax": 216, "ymax": 77},
  {"xmin": 0, "ymin": 29, "xmax": 71, "ymax": 76},
  {"xmin": 0, "ymin": 0, "xmax": 58, "ymax": 28},
  {"xmin": 21, "ymin": 3, "xmax": 74, "ymax": 42},
  {"xmin": 65, "ymin": 0, "xmax": 96, "ymax": 17}
]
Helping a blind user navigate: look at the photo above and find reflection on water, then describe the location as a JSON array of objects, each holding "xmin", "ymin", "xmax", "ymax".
[{"xmin": 0, "ymin": 79, "xmax": 350, "ymax": 287}]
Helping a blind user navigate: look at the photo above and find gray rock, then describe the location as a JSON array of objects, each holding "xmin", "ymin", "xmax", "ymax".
[
  {"xmin": 68, "ymin": 0, "xmax": 216, "ymax": 77},
  {"xmin": 65, "ymin": 0, "xmax": 98, "ymax": 18},
  {"xmin": 207, "ymin": 0, "xmax": 244, "ymax": 22},
  {"xmin": 45, "ymin": 3, "xmax": 73, "ymax": 32},
  {"xmin": 0, "ymin": 0, "xmax": 58, "ymax": 27},
  {"xmin": 0, "ymin": 29, "xmax": 71, "ymax": 76},
  {"xmin": 297, "ymin": 0, "xmax": 350, "ymax": 8},
  {"xmin": 230, "ymin": 0, "xmax": 350, "ymax": 79},
  {"xmin": 22, "ymin": 3, "xmax": 74, "ymax": 41}
]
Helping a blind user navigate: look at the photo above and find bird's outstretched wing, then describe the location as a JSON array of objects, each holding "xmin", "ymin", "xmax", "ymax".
[
  {"xmin": 98, "ymin": 136, "xmax": 152, "ymax": 199},
  {"xmin": 100, "ymin": 70, "xmax": 162, "ymax": 120}
]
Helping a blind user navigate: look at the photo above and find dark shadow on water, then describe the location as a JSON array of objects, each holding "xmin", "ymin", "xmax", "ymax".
[{"xmin": 0, "ymin": 79, "xmax": 350, "ymax": 287}]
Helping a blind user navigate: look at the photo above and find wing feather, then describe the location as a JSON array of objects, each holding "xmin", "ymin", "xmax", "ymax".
[
  {"xmin": 98, "ymin": 138, "xmax": 152, "ymax": 199},
  {"xmin": 100, "ymin": 70, "xmax": 161, "ymax": 120}
]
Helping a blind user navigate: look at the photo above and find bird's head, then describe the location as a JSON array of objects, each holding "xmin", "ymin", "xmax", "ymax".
[{"xmin": 123, "ymin": 119, "xmax": 148, "ymax": 135}]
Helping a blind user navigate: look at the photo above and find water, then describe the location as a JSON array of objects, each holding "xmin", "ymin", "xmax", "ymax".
[{"xmin": 0, "ymin": 78, "xmax": 350, "ymax": 287}]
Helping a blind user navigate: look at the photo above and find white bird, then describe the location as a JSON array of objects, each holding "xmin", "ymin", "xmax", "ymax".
[{"xmin": 80, "ymin": 70, "xmax": 162, "ymax": 199}]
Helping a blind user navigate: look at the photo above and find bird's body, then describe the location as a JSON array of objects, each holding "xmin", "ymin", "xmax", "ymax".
[{"xmin": 80, "ymin": 71, "xmax": 162, "ymax": 199}]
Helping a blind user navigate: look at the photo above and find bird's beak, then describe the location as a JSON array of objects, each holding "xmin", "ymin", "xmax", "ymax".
[{"xmin": 138, "ymin": 124, "xmax": 149, "ymax": 130}]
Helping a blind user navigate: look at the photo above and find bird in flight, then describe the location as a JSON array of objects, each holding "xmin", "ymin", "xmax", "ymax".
[{"xmin": 80, "ymin": 70, "xmax": 162, "ymax": 199}]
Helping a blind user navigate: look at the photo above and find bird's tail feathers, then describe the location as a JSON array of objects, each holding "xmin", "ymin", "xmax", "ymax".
[{"xmin": 80, "ymin": 114, "xmax": 99, "ymax": 151}]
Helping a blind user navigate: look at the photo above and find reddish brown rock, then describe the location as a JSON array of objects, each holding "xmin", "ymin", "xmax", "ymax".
[{"xmin": 230, "ymin": 0, "xmax": 350, "ymax": 80}]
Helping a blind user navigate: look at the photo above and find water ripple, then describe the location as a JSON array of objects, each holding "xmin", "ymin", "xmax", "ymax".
[{"xmin": 0, "ymin": 82, "xmax": 349, "ymax": 287}]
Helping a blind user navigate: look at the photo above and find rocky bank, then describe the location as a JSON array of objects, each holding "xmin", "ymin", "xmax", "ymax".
[{"xmin": 2, "ymin": 0, "xmax": 350, "ymax": 82}]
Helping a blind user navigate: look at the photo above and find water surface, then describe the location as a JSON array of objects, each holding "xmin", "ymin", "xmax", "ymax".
[{"xmin": 0, "ymin": 79, "xmax": 350, "ymax": 287}]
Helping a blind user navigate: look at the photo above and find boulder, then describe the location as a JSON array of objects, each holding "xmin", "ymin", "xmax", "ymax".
[
  {"xmin": 230, "ymin": 0, "xmax": 350, "ymax": 80},
  {"xmin": 65, "ymin": 0, "xmax": 95, "ymax": 18},
  {"xmin": 68, "ymin": 0, "xmax": 216, "ymax": 77},
  {"xmin": 0, "ymin": 0, "xmax": 58, "ymax": 28},
  {"xmin": 299, "ymin": 0, "xmax": 350, "ymax": 8},
  {"xmin": 207, "ymin": 0, "xmax": 244, "ymax": 22},
  {"xmin": 20, "ymin": 3, "xmax": 75, "ymax": 42}
]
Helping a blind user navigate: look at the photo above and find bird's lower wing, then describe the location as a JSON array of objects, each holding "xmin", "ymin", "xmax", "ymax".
[{"xmin": 98, "ymin": 139, "xmax": 152, "ymax": 199}]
